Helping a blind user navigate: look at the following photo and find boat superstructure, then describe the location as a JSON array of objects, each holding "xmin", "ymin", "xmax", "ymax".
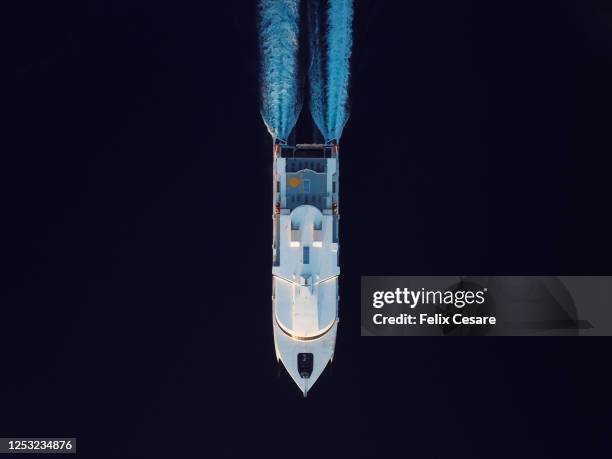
[{"xmin": 272, "ymin": 141, "xmax": 340, "ymax": 396}]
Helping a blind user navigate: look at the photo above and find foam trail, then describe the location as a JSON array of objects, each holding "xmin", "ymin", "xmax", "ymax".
[
  {"xmin": 259, "ymin": 0, "xmax": 301, "ymax": 141},
  {"xmin": 326, "ymin": 0, "xmax": 353, "ymax": 141},
  {"xmin": 308, "ymin": 0, "xmax": 353, "ymax": 142}
]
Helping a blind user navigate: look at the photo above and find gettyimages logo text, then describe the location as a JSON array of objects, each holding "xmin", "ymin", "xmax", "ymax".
[{"xmin": 371, "ymin": 287, "xmax": 488, "ymax": 310}]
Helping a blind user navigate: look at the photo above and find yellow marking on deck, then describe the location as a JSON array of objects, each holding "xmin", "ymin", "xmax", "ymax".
[{"xmin": 288, "ymin": 177, "xmax": 302, "ymax": 188}]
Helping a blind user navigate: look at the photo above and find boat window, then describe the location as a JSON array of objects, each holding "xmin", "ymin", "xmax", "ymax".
[{"xmin": 297, "ymin": 353, "xmax": 313, "ymax": 379}]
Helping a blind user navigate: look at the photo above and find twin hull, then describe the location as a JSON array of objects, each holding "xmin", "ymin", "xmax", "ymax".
[{"xmin": 271, "ymin": 142, "xmax": 340, "ymax": 396}]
